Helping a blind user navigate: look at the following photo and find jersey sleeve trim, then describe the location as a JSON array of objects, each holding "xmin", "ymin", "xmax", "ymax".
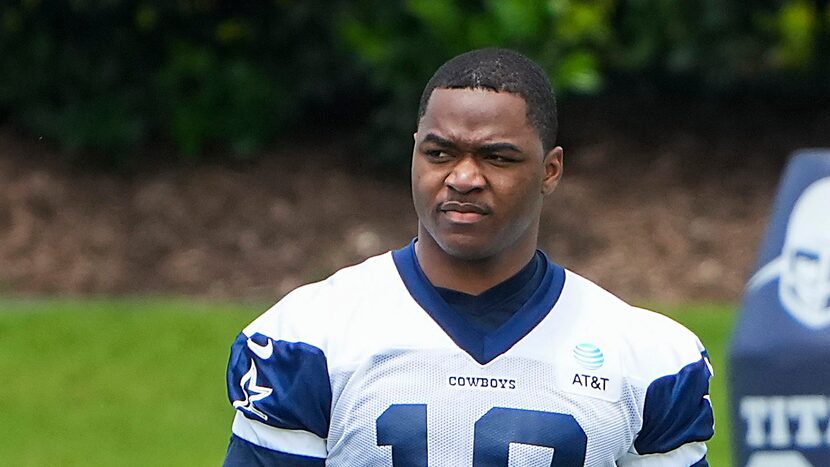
[
  {"xmin": 618, "ymin": 441, "xmax": 707, "ymax": 466},
  {"xmin": 633, "ymin": 354, "xmax": 714, "ymax": 455},
  {"xmin": 223, "ymin": 433, "xmax": 325, "ymax": 467},
  {"xmin": 226, "ymin": 332, "xmax": 332, "ymax": 438},
  {"xmin": 231, "ymin": 412, "xmax": 328, "ymax": 458}
]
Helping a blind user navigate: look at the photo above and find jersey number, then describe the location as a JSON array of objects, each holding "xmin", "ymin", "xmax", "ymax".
[{"xmin": 376, "ymin": 404, "xmax": 587, "ymax": 466}]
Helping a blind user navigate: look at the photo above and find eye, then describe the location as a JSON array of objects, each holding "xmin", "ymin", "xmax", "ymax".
[
  {"xmin": 424, "ymin": 149, "xmax": 450, "ymax": 160},
  {"xmin": 484, "ymin": 154, "xmax": 516, "ymax": 164}
]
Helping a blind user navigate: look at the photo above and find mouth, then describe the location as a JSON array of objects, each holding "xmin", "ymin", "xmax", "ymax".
[{"xmin": 439, "ymin": 201, "xmax": 489, "ymax": 223}]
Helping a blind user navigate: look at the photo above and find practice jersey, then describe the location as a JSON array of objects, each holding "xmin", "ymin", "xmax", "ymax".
[{"xmin": 224, "ymin": 243, "xmax": 714, "ymax": 466}]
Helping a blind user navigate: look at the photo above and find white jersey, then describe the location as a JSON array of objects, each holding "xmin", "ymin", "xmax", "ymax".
[{"xmin": 224, "ymin": 244, "xmax": 713, "ymax": 466}]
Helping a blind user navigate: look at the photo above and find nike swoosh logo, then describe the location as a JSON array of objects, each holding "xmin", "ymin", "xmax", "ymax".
[{"xmin": 247, "ymin": 337, "xmax": 274, "ymax": 359}]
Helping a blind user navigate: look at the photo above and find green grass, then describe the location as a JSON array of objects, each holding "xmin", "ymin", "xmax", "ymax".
[
  {"xmin": 0, "ymin": 299, "xmax": 736, "ymax": 465},
  {"xmin": 0, "ymin": 298, "xmax": 262, "ymax": 466}
]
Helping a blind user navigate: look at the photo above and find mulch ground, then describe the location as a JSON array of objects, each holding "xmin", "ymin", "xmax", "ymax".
[{"xmin": 2, "ymin": 96, "xmax": 828, "ymax": 303}]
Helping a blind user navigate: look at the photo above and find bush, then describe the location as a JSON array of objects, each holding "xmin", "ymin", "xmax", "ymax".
[
  {"xmin": 341, "ymin": 0, "xmax": 830, "ymax": 171},
  {"xmin": 0, "ymin": 1, "xmax": 357, "ymax": 166},
  {"xmin": 339, "ymin": 0, "xmax": 615, "ymax": 171},
  {"xmin": 0, "ymin": 1, "xmax": 827, "ymax": 169}
]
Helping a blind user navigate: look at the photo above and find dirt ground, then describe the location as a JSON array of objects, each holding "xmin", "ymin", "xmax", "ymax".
[{"xmin": 1, "ymin": 96, "xmax": 829, "ymax": 304}]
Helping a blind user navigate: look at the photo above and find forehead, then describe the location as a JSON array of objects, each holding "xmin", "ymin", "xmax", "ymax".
[{"xmin": 418, "ymin": 88, "xmax": 537, "ymax": 144}]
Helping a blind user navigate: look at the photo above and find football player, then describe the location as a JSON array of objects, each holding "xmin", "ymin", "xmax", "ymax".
[{"xmin": 223, "ymin": 48, "xmax": 714, "ymax": 466}]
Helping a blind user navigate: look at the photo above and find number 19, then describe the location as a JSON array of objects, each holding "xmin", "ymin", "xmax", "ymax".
[{"xmin": 376, "ymin": 404, "xmax": 587, "ymax": 466}]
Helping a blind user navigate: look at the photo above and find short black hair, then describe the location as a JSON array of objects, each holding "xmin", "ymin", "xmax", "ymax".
[{"xmin": 417, "ymin": 48, "xmax": 558, "ymax": 151}]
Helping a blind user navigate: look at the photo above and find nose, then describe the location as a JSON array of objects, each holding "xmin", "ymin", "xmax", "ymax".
[{"xmin": 446, "ymin": 156, "xmax": 485, "ymax": 194}]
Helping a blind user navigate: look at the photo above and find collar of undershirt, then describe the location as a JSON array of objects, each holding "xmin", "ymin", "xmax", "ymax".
[
  {"xmin": 391, "ymin": 239, "xmax": 566, "ymax": 365},
  {"xmin": 434, "ymin": 250, "xmax": 544, "ymax": 318}
]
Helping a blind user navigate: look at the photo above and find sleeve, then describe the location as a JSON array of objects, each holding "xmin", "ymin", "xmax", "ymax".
[
  {"xmin": 618, "ymin": 349, "xmax": 715, "ymax": 467},
  {"xmin": 223, "ymin": 331, "xmax": 331, "ymax": 466}
]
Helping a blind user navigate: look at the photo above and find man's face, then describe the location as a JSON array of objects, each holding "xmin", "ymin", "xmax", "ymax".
[{"xmin": 412, "ymin": 88, "xmax": 562, "ymax": 261}]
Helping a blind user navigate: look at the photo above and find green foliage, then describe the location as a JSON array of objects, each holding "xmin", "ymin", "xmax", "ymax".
[
  {"xmin": 155, "ymin": 43, "xmax": 288, "ymax": 157},
  {"xmin": 0, "ymin": 0, "xmax": 354, "ymax": 165},
  {"xmin": 0, "ymin": 1, "xmax": 828, "ymax": 168},
  {"xmin": 339, "ymin": 0, "xmax": 614, "ymax": 171},
  {"xmin": 762, "ymin": 0, "xmax": 820, "ymax": 69},
  {"xmin": 341, "ymin": 0, "xmax": 830, "ymax": 170}
]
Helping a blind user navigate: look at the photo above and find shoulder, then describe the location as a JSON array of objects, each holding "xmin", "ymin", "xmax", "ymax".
[
  {"xmin": 561, "ymin": 270, "xmax": 708, "ymax": 380},
  {"xmin": 224, "ymin": 252, "xmax": 398, "ymax": 445},
  {"xmin": 623, "ymin": 306, "xmax": 707, "ymax": 373},
  {"xmin": 242, "ymin": 251, "xmax": 398, "ymax": 345},
  {"xmin": 561, "ymin": 271, "xmax": 714, "ymax": 461}
]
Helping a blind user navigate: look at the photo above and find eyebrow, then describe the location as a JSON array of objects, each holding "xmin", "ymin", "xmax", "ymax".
[{"xmin": 421, "ymin": 133, "xmax": 522, "ymax": 153}]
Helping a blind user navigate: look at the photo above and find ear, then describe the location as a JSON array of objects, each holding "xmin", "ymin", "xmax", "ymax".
[{"xmin": 541, "ymin": 146, "xmax": 564, "ymax": 195}]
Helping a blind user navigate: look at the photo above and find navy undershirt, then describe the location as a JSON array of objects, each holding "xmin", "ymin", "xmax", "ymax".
[
  {"xmin": 429, "ymin": 251, "xmax": 547, "ymax": 333},
  {"xmin": 393, "ymin": 240, "xmax": 565, "ymax": 364}
]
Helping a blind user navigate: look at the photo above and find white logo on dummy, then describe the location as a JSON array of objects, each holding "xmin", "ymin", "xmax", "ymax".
[
  {"xmin": 247, "ymin": 336, "xmax": 274, "ymax": 360},
  {"xmin": 232, "ymin": 359, "xmax": 273, "ymax": 421},
  {"xmin": 747, "ymin": 177, "xmax": 830, "ymax": 329}
]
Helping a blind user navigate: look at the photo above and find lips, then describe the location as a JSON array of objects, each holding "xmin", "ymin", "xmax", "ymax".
[
  {"xmin": 439, "ymin": 201, "xmax": 489, "ymax": 223},
  {"xmin": 440, "ymin": 201, "xmax": 487, "ymax": 213}
]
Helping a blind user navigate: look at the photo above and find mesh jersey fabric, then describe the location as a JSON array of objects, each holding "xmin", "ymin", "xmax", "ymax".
[{"xmin": 224, "ymin": 245, "xmax": 713, "ymax": 466}]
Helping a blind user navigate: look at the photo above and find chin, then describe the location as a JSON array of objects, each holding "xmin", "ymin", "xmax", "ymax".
[{"xmin": 436, "ymin": 236, "xmax": 494, "ymax": 261}]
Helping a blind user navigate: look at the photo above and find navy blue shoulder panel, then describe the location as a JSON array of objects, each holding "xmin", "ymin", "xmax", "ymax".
[
  {"xmin": 392, "ymin": 239, "xmax": 566, "ymax": 364},
  {"xmin": 223, "ymin": 434, "xmax": 325, "ymax": 467},
  {"xmin": 634, "ymin": 355, "xmax": 714, "ymax": 454},
  {"xmin": 226, "ymin": 332, "xmax": 332, "ymax": 438},
  {"xmin": 690, "ymin": 455, "xmax": 709, "ymax": 467}
]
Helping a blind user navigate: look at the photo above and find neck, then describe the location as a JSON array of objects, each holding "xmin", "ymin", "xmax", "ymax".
[{"xmin": 415, "ymin": 228, "xmax": 538, "ymax": 295}]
